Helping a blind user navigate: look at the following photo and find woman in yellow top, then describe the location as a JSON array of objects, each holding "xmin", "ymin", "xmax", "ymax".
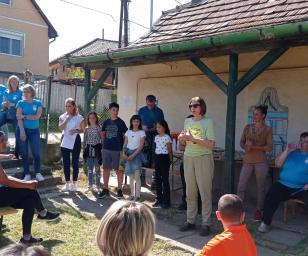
[
  {"xmin": 237, "ymin": 105, "xmax": 273, "ymax": 221},
  {"xmin": 178, "ymin": 96, "xmax": 215, "ymax": 236}
]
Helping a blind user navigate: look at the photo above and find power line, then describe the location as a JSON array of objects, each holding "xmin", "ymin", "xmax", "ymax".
[
  {"xmin": 174, "ymin": 0, "xmax": 183, "ymax": 5},
  {"xmin": 59, "ymin": 0, "xmax": 117, "ymax": 22}
]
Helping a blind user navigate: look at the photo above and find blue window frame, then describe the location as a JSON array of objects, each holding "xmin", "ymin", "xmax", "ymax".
[{"xmin": 0, "ymin": 29, "xmax": 23, "ymax": 56}]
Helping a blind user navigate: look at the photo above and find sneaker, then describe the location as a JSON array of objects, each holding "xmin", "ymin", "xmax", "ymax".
[
  {"xmin": 37, "ymin": 211, "xmax": 60, "ymax": 221},
  {"xmin": 70, "ymin": 183, "xmax": 77, "ymax": 192},
  {"xmin": 19, "ymin": 236, "xmax": 43, "ymax": 244},
  {"xmin": 117, "ymin": 189, "xmax": 124, "ymax": 198},
  {"xmin": 179, "ymin": 222, "xmax": 195, "ymax": 232},
  {"xmin": 35, "ymin": 173, "xmax": 45, "ymax": 181},
  {"xmin": 152, "ymin": 200, "xmax": 162, "ymax": 207},
  {"xmin": 258, "ymin": 222, "xmax": 271, "ymax": 233},
  {"xmin": 61, "ymin": 183, "xmax": 70, "ymax": 192},
  {"xmin": 23, "ymin": 174, "xmax": 31, "ymax": 181},
  {"xmin": 254, "ymin": 210, "xmax": 262, "ymax": 222},
  {"xmin": 98, "ymin": 189, "xmax": 110, "ymax": 199},
  {"xmin": 200, "ymin": 225, "xmax": 210, "ymax": 236}
]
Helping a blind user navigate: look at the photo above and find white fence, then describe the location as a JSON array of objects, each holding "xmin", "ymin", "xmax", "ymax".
[{"xmin": 34, "ymin": 82, "xmax": 114, "ymax": 113}]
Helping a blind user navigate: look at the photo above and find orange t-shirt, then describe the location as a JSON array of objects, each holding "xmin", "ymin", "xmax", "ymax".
[{"xmin": 197, "ymin": 224, "xmax": 257, "ymax": 256}]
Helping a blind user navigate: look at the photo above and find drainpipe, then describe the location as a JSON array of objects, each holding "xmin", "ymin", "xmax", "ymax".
[
  {"xmin": 59, "ymin": 21, "xmax": 308, "ymax": 66},
  {"xmin": 49, "ymin": 37, "xmax": 56, "ymax": 44}
]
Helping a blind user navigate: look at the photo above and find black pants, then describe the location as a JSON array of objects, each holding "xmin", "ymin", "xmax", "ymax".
[
  {"xmin": 0, "ymin": 187, "xmax": 44, "ymax": 235},
  {"xmin": 155, "ymin": 154, "xmax": 171, "ymax": 204},
  {"xmin": 263, "ymin": 182, "xmax": 308, "ymax": 225},
  {"xmin": 61, "ymin": 135, "xmax": 81, "ymax": 182}
]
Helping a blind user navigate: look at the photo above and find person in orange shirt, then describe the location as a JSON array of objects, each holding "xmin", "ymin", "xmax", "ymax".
[{"xmin": 197, "ymin": 194, "xmax": 257, "ymax": 256}]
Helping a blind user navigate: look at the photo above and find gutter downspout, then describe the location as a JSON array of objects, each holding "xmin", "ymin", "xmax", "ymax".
[
  {"xmin": 59, "ymin": 21, "xmax": 308, "ymax": 65},
  {"xmin": 49, "ymin": 37, "xmax": 56, "ymax": 44}
]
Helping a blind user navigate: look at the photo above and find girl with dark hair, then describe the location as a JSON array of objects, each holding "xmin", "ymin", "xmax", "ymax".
[
  {"xmin": 237, "ymin": 104, "xmax": 273, "ymax": 221},
  {"xmin": 178, "ymin": 96, "xmax": 215, "ymax": 236},
  {"xmin": 84, "ymin": 111, "xmax": 102, "ymax": 193},
  {"xmin": 152, "ymin": 120, "xmax": 173, "ymax": 209},
  {"xmin": 123, "ymin": 115, "xmax": 146, "ymax": 200}
]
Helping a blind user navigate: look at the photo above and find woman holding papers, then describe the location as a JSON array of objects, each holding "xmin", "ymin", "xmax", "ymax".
[{"xmin": 59, "ymin": 98, "xmax": 84, "ymax": 192}]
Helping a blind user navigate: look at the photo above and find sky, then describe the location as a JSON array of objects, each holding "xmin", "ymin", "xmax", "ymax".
[{"xmin": 35, "ymin": 0, "xmax": 191, "ymax": 61}]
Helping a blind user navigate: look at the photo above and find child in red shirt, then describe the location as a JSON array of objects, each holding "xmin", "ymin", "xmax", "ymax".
[{"xmin": 197, "ymin": 194, "xmax": 257, "ymax": 256}]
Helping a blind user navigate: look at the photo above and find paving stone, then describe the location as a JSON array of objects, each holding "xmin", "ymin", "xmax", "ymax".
[
  {"xmin": 263, "ymin": 229, "xmax": 306, "ymax": 246},
  {"xmin": 257, "ymin": 246, "xmax": 281, "ymax": 256}
]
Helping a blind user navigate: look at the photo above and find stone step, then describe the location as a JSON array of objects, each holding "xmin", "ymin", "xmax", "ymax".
[
  {"xmin": 0, "ymin": 158, "xmax": 24, "ymax": 169},
  {"xmin": 38, "ymin": 186, "xmax": 62, "ymax": 199},
  {"xmin": 4, "ymin": 165, "xmax": 53, "ymax": 179},
  {"xmin": 37, "ymin": 175, "xmax": 62, "ymax": 188}
]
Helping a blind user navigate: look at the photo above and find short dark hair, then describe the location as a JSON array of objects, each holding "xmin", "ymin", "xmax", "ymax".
[
  {"xmin": 300, "ymin": 132, "xmax": 308, "ymax": 139},
  {"xmin": 146, "ymin": 95, "xmax": 156, "ymax": 102},
  {"xmin": 109, "ymin": 102, "xmax": 119, "ymax": 109},
  {"xmin": 255, "ymin": 105, "xmax": 268, "ymax": 118},
  {"xmin": 218, "ymin": 194, "xmax": 243, "ymax": 222},
  {"xmin": 190, "ymin": 96, "xmax": 207, "ymax": 116}
]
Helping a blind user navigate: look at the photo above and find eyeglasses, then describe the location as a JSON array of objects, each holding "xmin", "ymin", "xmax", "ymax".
[{"xmin": 189, "ymin": 103, "xmax": 200, "ymax": 109}]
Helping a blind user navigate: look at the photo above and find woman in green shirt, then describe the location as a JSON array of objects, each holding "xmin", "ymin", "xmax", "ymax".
[{"xmin": 178, "ymin": 96, "xmax": 216, "ymax": 236}]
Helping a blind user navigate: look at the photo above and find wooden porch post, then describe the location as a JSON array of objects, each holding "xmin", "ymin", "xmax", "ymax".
[
  {"xmin": 84, "ymin": 68, "xmax": 91, "ymax": 116},
  {"xmin": 224, "ymin": 54, "xmax": 238, "ymax": 193}
]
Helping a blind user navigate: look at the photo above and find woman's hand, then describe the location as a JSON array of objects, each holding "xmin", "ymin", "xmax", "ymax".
[
  {"xmin": 127, "ymin": 155, "xmax": 134, "ymax": 161},
  {"xmin": 27, "ymin": 180, "xmax": 38, "ymax": 190},
  {"xmin": 245, "ymin": 140, "xmax": 253, "ymax": 152},
  {"xmin": 2, "ymin": 101, "xmax": 10, "ymax": 108}
]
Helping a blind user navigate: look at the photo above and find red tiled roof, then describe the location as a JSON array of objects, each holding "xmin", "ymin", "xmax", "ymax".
[{"xmin": 129, "ymin": 0, "xmax": 308, "ymax": 48}]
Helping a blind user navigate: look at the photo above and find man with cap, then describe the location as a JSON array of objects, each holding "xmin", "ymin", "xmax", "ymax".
[{"xmin": 138, "ymin": 95, "xmax": 165, "ymax": 187}]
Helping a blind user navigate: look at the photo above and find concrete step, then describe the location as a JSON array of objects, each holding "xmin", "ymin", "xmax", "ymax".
[
  {"xmin": 4, "ymin": 165, "xmax": 53, "ymax": 178},
  {"xmin": 37, "ymin": 175, "xmax": 62, "ymax": 188},
  {"xmin": 0, "ymin": 158, "xmax": 24, "ymax": 169}
]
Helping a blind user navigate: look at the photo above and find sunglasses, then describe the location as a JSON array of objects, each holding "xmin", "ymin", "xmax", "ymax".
[{"xmin": 189, "ymin": 103, "xmax": 200, "ymax": 109}]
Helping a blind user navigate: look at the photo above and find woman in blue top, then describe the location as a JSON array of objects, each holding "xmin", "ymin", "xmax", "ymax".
[
  {"xmin": 0, "ymin": 75, "xmax": 22, "ymax": 158},
  {"xmin": 16, "ymin": 85, "xmax": 44, "ymax": 182}
]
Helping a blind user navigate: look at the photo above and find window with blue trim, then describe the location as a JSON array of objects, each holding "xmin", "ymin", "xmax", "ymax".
[
  {"xmin": 0, "ymin": 29, "xmax": 23, "ymax": 56},
  {"xmin": 0, "ymin": 0, "xmax": 11, "ymax": 5}
]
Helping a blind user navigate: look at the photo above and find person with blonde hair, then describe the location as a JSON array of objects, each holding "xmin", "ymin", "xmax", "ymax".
[
  {"xmin": 16, "ymin": 85, "xmax": 44, "ymax": 181},
  {"xmin": 96, "ymin": 200, "xmax": 155, "ymax": 256},
  {"xmin": 0, "ymin": 75, "xmax": 23, "ymax": 158},
  {"xmin": 0, "ymin": 243, "xmax": 50, "ymax": 255},
  {"xmin": 59, "ymin": 98, "xmax": 84, "ymax": 192}
]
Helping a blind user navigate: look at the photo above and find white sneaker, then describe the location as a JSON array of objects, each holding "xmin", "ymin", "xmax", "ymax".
[
  {"xmin": 23, "ymin": 174, "xmax": 31, "ymax": 181},
  {"xmin": 258, "ymin": 222, "xmax": 271, "ymax": 233},
  {"xmin": 61, "ymin": 183, "xmax": 70, "ymax": 192},
  {"xmin": 70, "ymin": 183, "xmax": 77, "ymax": 192},
  {"xmin": 35, "ymin": 173, "xmax": 45, "ymax": 181}
]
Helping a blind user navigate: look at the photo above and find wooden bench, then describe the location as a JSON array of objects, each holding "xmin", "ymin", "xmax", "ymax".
[
  {"xmin": 0, "ymin": 207, "xmax": 18, "ymax": 232},
  {"xmin": 283, "ymin": 199, "xmax": 305, "ymax": 223}
]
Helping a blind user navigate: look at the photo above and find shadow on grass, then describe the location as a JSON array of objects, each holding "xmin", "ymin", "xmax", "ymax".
[
  {"xmin": 0, "ymin": 232, "xmax": 14, "ymax": 247},
  {"xmin": 41, "ymin": 239, "xmax": 65, "ymax": 250}
]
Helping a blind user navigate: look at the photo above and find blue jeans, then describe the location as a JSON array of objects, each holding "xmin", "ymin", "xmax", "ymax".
[
  {"xmin": 87, "ymin": 157, "xmax": 101, "ymax": 187},
  {"xmin": 0, "ymin": 111, "xmax": 19, "ymax": 156},
  {"xmin": 17, "ymin": 128, "xmax": 41, "ymax": 175}
]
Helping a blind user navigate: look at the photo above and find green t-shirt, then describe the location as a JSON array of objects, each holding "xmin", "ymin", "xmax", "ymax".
[{"xmin": 184, "ymin": 117, "xmax": 215, "ymax": 157}]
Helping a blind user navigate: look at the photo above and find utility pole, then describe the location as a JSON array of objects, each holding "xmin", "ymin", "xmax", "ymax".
[
  {"xmin": 118, "ymin": 0, "xmax": 129, "ymax": 48},
  {"xmin": 150, "ymin": 0, "xmax": 154, "ymax": 29}
]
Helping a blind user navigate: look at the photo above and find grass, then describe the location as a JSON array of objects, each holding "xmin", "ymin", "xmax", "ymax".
[{"xmin": 0, "ymin": 169, "xmax": 193, "ymax": 256}]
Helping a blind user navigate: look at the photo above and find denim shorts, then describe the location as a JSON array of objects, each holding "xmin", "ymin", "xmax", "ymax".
[{"xmin": 102, "ymin": 149, "xmax": 120, "ymax": 170}]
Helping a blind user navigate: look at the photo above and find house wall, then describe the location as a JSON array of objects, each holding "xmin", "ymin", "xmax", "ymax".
[
  {"xmin": 0, "ymin": 0, "xmax": 49, "ymax": 76},
  {"xmin": 118, "ymin": 46, "xmax": 308, "ymax": 149}
]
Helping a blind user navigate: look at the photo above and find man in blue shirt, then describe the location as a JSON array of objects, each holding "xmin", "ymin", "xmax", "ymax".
[
  {"xmin": 138, "ymin": 95, "xmax": 165, "ymax": 186},
  {"xmin": 258, "ymin": 132, "xmax": 308, "ymax": 233}
]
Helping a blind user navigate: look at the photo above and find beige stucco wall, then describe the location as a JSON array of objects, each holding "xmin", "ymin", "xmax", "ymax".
[
  {"xmin": 0, "ymin": 0, "xmax": 49, "ymax": 76},
  {"xmin": 118, "ymin": 46, "xmax": 308, "ymax": 149}
]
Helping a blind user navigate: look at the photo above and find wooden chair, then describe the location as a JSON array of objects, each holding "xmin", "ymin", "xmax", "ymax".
[
  {"xmin": 0, "ymin": 207, "xmax": 18, "ymax": 232},
  {"xmin": 283, "ymin": 199, "xmax": 305, "ymax": 223}
]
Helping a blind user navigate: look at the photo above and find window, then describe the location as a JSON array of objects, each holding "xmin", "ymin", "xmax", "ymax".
[
  {"xmin": 0, "ymin": 0, "xmax": 11, "ymax": 6},
  {"xmin": 0, "ymin": 29, "xmax": 23, "ymax": 56}
]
